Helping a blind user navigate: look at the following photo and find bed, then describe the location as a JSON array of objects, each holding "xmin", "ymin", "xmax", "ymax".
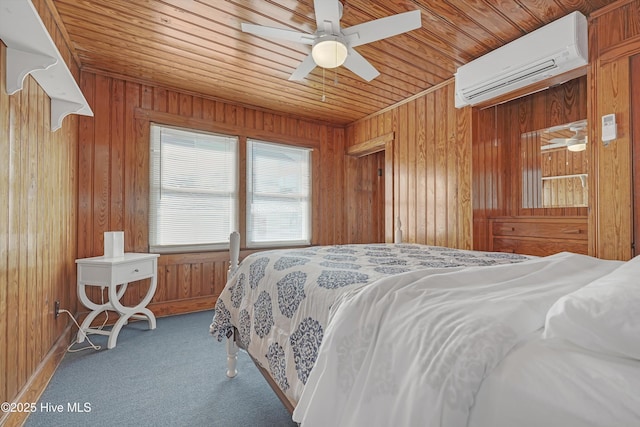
[{"xmin": 209, "ymin": 233, "xmax": 640, "ymax": 426}]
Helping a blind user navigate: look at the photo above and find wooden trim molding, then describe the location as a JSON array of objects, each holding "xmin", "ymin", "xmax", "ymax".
[
  {"xmin": 78, "ymin": 297, "xmax": 217, "ymax": 328},
  {"xmin": 135, "ymin": 108, "xmax": 322, "ymax": 148},
  {"xmin": 0, "ymin": 324, "xmax": 74, "ymax": 427},
  {"xmin": 598, "ymin": 34, "xmax": 640, "ymax": 64},
  {"xmin": 589, "ymin": 0, "xmax": 635, "ymax": 19},
  {"xmin": 147, "ymin": 297, "xmax": 217, "ymax": 317},
  {"xmin": 631, "ymin": 53, "xmax": 640, "ymax": 256},
  {"xmin": 347, "ymin": 132, "xmax": 394, "ymax": 157},
  {"xmin": 384, "ymin": 139, "xmax": 395, "ymax": 242}
]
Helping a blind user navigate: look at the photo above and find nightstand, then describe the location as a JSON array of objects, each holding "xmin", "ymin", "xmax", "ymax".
[{"xmin": 75, "ymin": 253, "xmax": 160, "ymax": 349}]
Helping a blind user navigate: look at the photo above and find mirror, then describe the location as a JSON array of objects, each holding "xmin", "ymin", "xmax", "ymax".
[{"xmin": 521, "ymin": 119, "xmax": 588, "ymax": 209}]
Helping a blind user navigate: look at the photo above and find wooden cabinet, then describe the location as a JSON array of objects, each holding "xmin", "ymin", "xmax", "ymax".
[{"xmin": 489, "ymin": 216, "xmax": 588, "ymax": 256}]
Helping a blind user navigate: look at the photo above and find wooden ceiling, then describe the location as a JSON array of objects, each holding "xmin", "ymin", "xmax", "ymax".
[{"xmin": 51, "ymin": 0, "xmax": 615, "ymax": 126}]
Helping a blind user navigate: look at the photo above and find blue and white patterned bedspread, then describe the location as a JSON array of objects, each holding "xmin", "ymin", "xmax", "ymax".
[{"xmin": 209, "ymin": 243, "xmax": 530, "ymax": 405}]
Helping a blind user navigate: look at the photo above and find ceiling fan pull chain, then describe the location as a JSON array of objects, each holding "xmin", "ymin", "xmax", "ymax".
[{"xmin": 322, "ymin": 68, "xmax": 326, "ymax": 102}]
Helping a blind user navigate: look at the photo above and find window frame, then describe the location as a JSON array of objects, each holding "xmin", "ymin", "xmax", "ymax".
[
  {"xmin": 245, "ymin": 138, "xmax": 312, "ymax": 249},
  {"xmin": 148, "ymin": 123, "xmax": 239, "ymax": 254},
  {"xmin": 147, "ymin": 122, "xmax": 314, "ymax": 253}
]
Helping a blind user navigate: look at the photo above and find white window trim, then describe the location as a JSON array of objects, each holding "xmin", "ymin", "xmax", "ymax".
[
  {"xmin": 246, "ymin": 139, "xmax": 312, "ymax": 248},
  {"xmin": 149, "ymin": 123, "xmax": 239, "ymax": 253}
]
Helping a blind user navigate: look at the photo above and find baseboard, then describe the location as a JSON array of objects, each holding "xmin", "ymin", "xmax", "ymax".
[
  {"xmin": 76, "ymin": 295, "xmax": 218, "ymax": 327},
  {"xmin": 0, "ymin": 324, "xmax": 74, "ymax": 427},
  {"xmin": 148, "ymin": 295, "xmax": 217, "ymax": 317}
]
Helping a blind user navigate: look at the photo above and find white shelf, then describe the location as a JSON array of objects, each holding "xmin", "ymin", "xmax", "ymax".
[
  {"xmin": 0, "ymin": 0, "xmax": 93, "ymax": 131},
  {"xmin": 542, "ymin": 173, "xmax": 587, "ymax": 187}
]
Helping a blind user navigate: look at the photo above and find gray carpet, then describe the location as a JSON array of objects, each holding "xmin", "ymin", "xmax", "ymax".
[{"xmin": 24, "ymin": 310, "xmax": 297, "ymax": 427}]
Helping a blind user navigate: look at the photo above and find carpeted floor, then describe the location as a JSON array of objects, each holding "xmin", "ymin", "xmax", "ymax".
[{"xmin": 24, "ymin": 310, "xmax": 297, "ymax": 427}]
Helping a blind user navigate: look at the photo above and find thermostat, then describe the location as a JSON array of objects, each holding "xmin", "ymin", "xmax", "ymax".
[{"xmin": 602, "ymin": 113, "xmax": 617, "ymax": 143}]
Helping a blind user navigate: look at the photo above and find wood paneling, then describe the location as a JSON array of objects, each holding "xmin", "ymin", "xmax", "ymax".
[
  {"xmin": 589, "ymin": 0, "xmax": 640, "ymax": 260},
  {"xmin": 49, "ymin": 0, "xmax": 612, "ymax": 126},
  {"xmin": 0, "ymin": 1, "xmax": 79, "ymax": 424},
  {"xmin": 472, "ymin": 77, "xmax": 588, "ymax": 251},
  {"xmin": 346, "ymin": 80, "xmax": 473, "ymax": 249},
  {"xmin": 633, "ymin": 53, "xmax": 640, "ymax": 257},
  {"xmin": 76, "ymin": 71, "xmax": 347, "ymax": 316}
]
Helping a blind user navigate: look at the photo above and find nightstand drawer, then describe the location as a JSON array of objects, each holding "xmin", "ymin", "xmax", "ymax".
[{"xmin": 112, "ymin": 259, "xmax": 155, "ymax": 283}]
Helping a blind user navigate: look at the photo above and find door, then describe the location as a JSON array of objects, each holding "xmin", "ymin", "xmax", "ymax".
[{"xmin": 346, "ymin": 151, "xmax": 385, "ymax": 244}]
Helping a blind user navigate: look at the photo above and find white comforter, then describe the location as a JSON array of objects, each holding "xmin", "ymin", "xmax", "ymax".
[
  {"xmin": 292, "ymin": 252, "xmax": 622, "ymax": 427},
  {"xmin": 469, "ymin": 336, "xmax": 640, "ymax": 427}
]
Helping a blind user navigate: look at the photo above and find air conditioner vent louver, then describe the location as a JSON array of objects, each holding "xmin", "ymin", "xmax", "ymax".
[
  {"xmin": 455, "ymin": 11, "xmax": 587, "ymax": 108},
  {"xmin": 463, "ymin": 59, "xmax": 557, "ymax": 100}
]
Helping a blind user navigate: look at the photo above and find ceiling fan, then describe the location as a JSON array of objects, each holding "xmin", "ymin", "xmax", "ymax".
[
  {"xmin": 544, "ymin": 123, "xmax": 588, "ymax": 152},
  {"xmin": 241, "ymin": 0, "xmax": 422, "ymax": 82}
]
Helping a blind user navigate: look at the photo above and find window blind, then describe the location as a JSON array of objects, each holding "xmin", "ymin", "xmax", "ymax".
[
  {"xmin": 149, "ymin": 124, "xmax": 238, "ymax": 253},
  {"xmin": 246, "ymin": 139, "xmax": 311, "ymax": 247}
]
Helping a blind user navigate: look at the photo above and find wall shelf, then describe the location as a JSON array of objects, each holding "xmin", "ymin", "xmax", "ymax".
[
  {"xmin": 0, "ymin": 0, "xmax": 93, "ymax": 131},
  {"xmin": 541, "ymin": 173, "xmax": 587, "ymax": 187}
]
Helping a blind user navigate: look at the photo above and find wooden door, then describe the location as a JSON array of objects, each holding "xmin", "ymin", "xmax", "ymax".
[{"xmin": 346, "ymin": 150, "xmax": 386, "ymax": 243}]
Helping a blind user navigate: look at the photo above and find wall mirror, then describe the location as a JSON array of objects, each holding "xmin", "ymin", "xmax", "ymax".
[{"xmin": 521, "ymin": 119, "xmax": 588, "ymax": 209}]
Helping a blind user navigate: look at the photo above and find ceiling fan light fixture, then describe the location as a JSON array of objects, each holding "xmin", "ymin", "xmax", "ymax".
[
  {"xmin": 312, "ymin": 38, "xmax": 347, "ymax": 69},
  {"xmin": 567, "ymin": 142, "xmax": 587, "ymax": 152},
  {"xmin": 567, "ymin": 136, "xmax": 587, "ymax": 152}
]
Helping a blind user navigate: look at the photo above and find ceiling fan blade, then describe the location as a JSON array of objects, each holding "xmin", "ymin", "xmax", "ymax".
[
  {"xmin": 343, "ymin": 48, "xmax": 379, "ymax": 82},
  {"xmin": 550, "ymin": 138, "xmax": 572, "ymax": 144},
  {"xmin": 289, "ymin": 54, "xmax": 317, "ymax": 81},
  {"xmin": 314, "ymin": 0, "xmax": 342, "ymax": 34},
  {"xmin": 542, "ymin": 142, "xmax": 570, "ymax": 150},
  {"xmin": 241, "ymin": 23, "xmax": 315, "ymax": 45},
  {"xmin": 343, "ymin": 10, "xmax": 421, "ymax": 47}
]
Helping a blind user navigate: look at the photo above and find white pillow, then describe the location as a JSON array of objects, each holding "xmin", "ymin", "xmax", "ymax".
[{"xmin": 544, "ymin": 255, "xmax": 640, "ymax": 360}]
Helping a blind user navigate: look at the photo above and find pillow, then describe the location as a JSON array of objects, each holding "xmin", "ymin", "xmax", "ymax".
[{"xmin": 543, "ymin": 255, "xmax": 640, "ymax": 360}]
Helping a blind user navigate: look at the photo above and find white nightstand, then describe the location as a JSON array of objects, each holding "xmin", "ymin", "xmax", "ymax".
[{"xmin": 75, "ymin": 253, "xmax": 160, "ymax": 349}]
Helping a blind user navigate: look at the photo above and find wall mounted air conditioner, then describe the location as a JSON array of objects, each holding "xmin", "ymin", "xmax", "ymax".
[{"xmin": 454, "ymin": 11, "xmax": 587, "ymax": 108}]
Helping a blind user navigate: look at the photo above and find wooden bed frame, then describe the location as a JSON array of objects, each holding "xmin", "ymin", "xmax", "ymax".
[{"xmin": 223, "ymin": 219, "xmax": 404, "ymax": 414}]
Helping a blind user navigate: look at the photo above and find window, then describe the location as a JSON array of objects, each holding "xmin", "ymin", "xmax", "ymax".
[
  {"xmin": 149, "ymin": 124, "xmax": 238, "ymax": 253},
  {"xmin": 246, "ymin": 140, "xmax": 311, "ymax": 248},
  {"xmin": 149, "ymin": 125, "xmax": 312, "ymax": 252}
]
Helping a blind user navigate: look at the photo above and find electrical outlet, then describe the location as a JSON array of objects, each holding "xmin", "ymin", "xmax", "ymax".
[{"xmin": 54, "ymin": 301, "xmax": 60, "ymax": 318}]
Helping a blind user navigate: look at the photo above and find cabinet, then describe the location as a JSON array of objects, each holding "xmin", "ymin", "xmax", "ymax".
[{"xmin": 489, "ymin": 216, "xmax": 588, "ymax": 256}]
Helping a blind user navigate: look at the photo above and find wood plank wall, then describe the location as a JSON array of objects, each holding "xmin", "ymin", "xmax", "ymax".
[
  {"xmin": 633, "ymin": 54, "xmax": 640, "ymax": 257},
  {"xmin": 346, "ymin": 82, "xmax": 473, "ymax": 249},
  {"xmin": 76, "ymin": 71, "xmax": 347, "ymax": 316},
  {"xmin": 588, "ymin": 0, "xmax": 640, "ymax": 260},
  {"xmin": 0, "ymin": 0, "xmax": 80, "ymax": 424},
  {"xmin": 472, "ymin": 77, "xmax": 588, "ymax": 251}
]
